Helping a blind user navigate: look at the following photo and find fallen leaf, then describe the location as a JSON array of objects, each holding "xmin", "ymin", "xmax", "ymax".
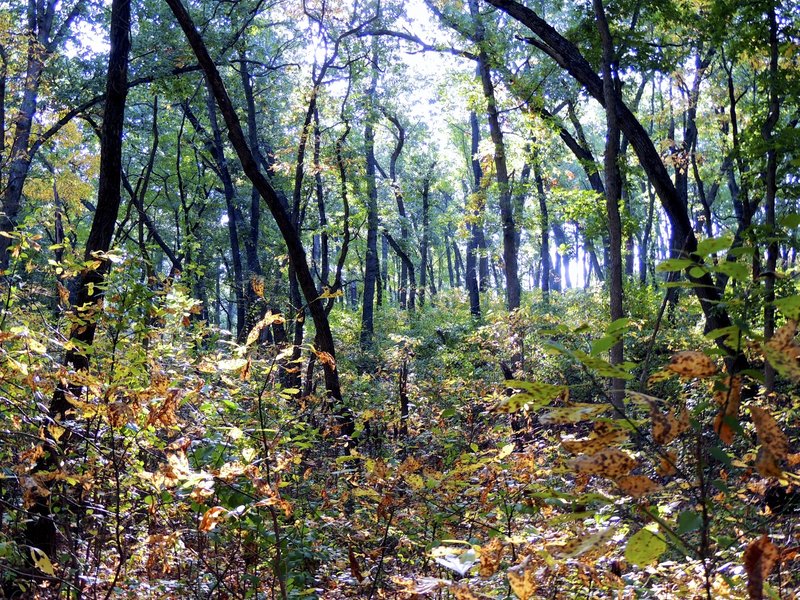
[{"xmin": 743, "ymin": 535, "xmax": 780, "ymax": 600}]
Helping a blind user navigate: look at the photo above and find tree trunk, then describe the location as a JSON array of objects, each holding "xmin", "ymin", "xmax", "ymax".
[
  {"xmin": 166, "ymin": 0, "xmax": 344, "ymax": 404},
  {"xmin": 23, "ymin": 0, "xmax": 130, "ymax": 569},
  {"xmin": 360, "ymin": 43, "xmax": 380, "ymax": 350},
  {"xmin": 594, "ymin": 0, "xmax": 625, "ymax": 409},
  {"xmin": 471, "ymin": 0, "xmax": 520, "ymax": 310}
]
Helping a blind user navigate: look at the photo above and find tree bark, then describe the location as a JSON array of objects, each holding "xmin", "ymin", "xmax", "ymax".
[
  {"xmin": 165, "ymin": 0, "xmax": 343, "ymax": 403},
  {"xmin": 23, "ymin": 0, "xmax": 130, "ymax": 568}
]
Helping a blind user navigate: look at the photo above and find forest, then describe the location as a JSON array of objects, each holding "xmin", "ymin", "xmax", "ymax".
[{"xmin": 0, "ymin": 0, "xmax": 799, "ymax": 597}]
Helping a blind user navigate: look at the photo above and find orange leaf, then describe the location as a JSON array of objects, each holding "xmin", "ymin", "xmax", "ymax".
[
  {"xmin": 657, "ymin": 450, "xmax": 678, "ymax": 477},
  {"xmin": 743, "ymin": 535, "xmax": 780, "ymax": 600},
  {"xmin": 561, "ymin": 422, "xmax": 628, "ymax": 455},
  {"xmin": 755, "ymin": 447, "xmax": 783, "ymax": 479},
  {"xmin": 569, "ymin": 448, "xmax": 637, "ymax": 478},
  {"xmin": 507, "ymin": 555, "xmax": 536, "ymax": 600},
  {"xmin": 478, "ymin": 538, "xmax": 505, "ymax": 577},
  {"xmin": 199, "ymin": 506, "xmax": 227, "ymax": 532},
  {"xmin": 666, "ymin": 351, "xmax": 717, "ymax": 378},
  {"xmin": 615, "ymin": 475, "xmax": 662, "ymax": 498},
  {"xmin": 750, "ymin": 406, "xmax": 789, "ymax": 461}
]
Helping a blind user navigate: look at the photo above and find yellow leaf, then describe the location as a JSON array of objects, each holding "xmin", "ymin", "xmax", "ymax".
[
  {"xmin": 478, "ymin": 538, "xmax": 506, "ymax": 577},
  {"xmin": 568, "ymin": 448, "xmax": 637, "ymax": 478},
  {"xmin": 539, "ymin": 403, "xmax": 611, "ymax": 425},
  {"xmin": 561, "ymin": 421, "xmax": 628, "ymax": 455},
  {"xmin": 666, "ymin": 351, "xmax": 717, "ymax": 378},
  {"xmin": 546, "ymin": 527, "xmax": 616, "ymax": 558},
  {"xmin": 30, "ymin": 548, "xmax": 55, "ymax": 575},
  {"xmin": 507, "ymin": 554, "xmax": 536, "ymax": 600}
]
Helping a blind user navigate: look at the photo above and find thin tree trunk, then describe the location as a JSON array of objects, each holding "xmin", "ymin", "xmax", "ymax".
[
  {"xmin": 594, "ymin": 0, "xmax": 625, "ymax": 409},
  {"xmin": 23, "ymin": 0, "xmax": 130, "ymax": 570}
]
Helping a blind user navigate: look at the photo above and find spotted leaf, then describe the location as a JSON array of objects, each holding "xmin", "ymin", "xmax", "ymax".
[
  {"xmin": 615, "ymin": 475, "xmax": 662, "ymax": 498},
  {"xmin": 539, "ymin": 403, "xmax": 612, "ymax": 425},
  {"xmin": 750, "ymin": 407, "xmax": 789, "ymax": 461},
  {"xmin": 743, "ymin": 535, "xmax": 780, "ymax": 600},
  {"xmin": 666, "ymin": 351, "xmax": 717, "ymax": 378},
  {"xmin": 507, "ymin": 555, "xmax": 536, "ymax": 600},
  {"xmin": 569, "ymin": 448, "xmax": 637, "ymax": 478},
  {"xmin": 561, "ymin": 422, "xmax": 629, "ymax": 455}
]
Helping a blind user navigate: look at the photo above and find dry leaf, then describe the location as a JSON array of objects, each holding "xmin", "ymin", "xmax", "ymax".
[
  {"xmin": 755, "ymin": 447, "xmax": 783, "ymax": 479},
  {"xmin": 507, "ymin": 555, "xmax": 536, "ymax": 600},
  {"xmin": 666, "ymin": 351, "xmax": 717, "ymax": 378},
  {"xmin": 615, "ymin": 475, "xmax": 662, "ymax": 498},
  {"xmin": 478, "ymin": 538, "xmax": 505, "ymax": 577},
  {"xmin": 449, "ymin": 581, "xmax": 480, "ymax": 599},
  {"xmin": 648, "ymin": 400, "xmax": 690, "ymax": 445},
  {"xmin": 250, "ymin": 274, "xmax": 265, "ymax": 297},
  {"xmin": 750, "ymin": 406, "xmax": 789, "ymax": 461},
  {"xmin": 657, "ymin": 450, "xmax": 678, "ymax": 477},
  {"xmin": 569, "ymin": 448, "xmax": 637, "ymax": 478},
  {"xmin": 561, "ymin": 422, "xmax": 628, "ymax": 455},
  {"xmin": 198, "ymin": 506, "xmax": 226, "ymax": 532},
  {"xmin": 546, "ymin": 527, "xmax": 616, "ymax": 558},
  {"xmin": 743, "ymin": 535, "xmax": 780, "ymax": 600}
]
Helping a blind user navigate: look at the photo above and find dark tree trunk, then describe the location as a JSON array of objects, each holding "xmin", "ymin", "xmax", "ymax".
[
  {"xmin": 360, "ymin": 44, "xmax": 380, "ymax": 350},
  {"xmin": 594, "ymin": 0, "xmax": 625, "ymax": 409},
  {"xmin": 23, "ymin": 0, "xmax": 130, "ymax": 570},
  {"xmin": 471, "ymin": 0, "xmax": 520, "ymax": 310},
  {"xmin": 533, "ymin": 160, "xmax": 550, "ymax": 300},
  {"xmin": 166, "ymin": 0, "xmax": 344, "ymax": 405}
]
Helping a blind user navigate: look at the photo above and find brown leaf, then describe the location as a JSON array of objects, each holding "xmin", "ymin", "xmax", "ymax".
[
  {"xmin": 478, "ymin": 538, "xmax": 505, "ymax": 577},
  {"xmin": 714, "ymin": 410, "xmax": 736, "ymax": 445},
  {"xmin": 743, "ymin": 535, "xmax": 780, "ymax": 600},
  {"xmin": 755, "ymin": 447, "xmax": 783, "ymax": 479},
  {"xmin": 561, "ymin": 422, "xmax": 629, "ymax": 455},
  {"xmin": 763, "ymin": 320, "xmax": 800, "ymax": 381},
  {"xmin": 615, "ymin": 475, "xmax": 662, "ymax": 498},
  {"xmin": 507, "ymin": 555, "xmax": 536, "ymax": 600},
  {"xmin": 569, "ymin": 448, "xmax": 637, "ymax": 478},
  {"xmin": 348, "ymin": 545, "xmax": 364, "ymax": 583},
  {"xmin": 648, "ymin": 400, "xmax": 690, "ymax": 445},
  {"xmin": 198, "ymin": 506, "xmax": 226, "ymax": 532},
  {"xmin": 666, "ymin": 351, "xmax": 717, "ymax": 378},
  {"xmin": 750, "ymin": 406, "xmax": 789, "ymax": 461},
  {"xmin": 657, "ymin": 450, "xmax": 678, "ymax": 477}
]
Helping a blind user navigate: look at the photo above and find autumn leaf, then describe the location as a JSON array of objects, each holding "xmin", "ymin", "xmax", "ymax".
[
  {"xmin": 507, "ymin": 554, "xmax": 536, "ymax": 600},
  {"xmin": 546, "ymin": 527, "xmax": 616, "ymax": 558},
  {"xmin": 750, "ymin": 406, "xmax": 789, "ymax": 461},
  {"xmin": 755, "ymin": 447, "xmax": 783, "ymax": 478},
  {"xmin": 743, "ymin": 535, "xmax": 780, "ymax": 600},
  {"xmin": 657, "ymin": 450, "xmax": 678, "ymax": 477},
  {"xmin": 647, "ymin": 400, "xmax": 690, "ymax": 445},
  {"xmin": 561, "ymin": 421, "xmax": 628, "ymax": 455},
  {"xmin": 478, "ymin": 538, "xmax": 505, "ymax": 577},
  {"xmin": 614, "ymin": 475, "xmax": 661, "ymax": 498},
  {"xmin": 762, "ymin": 320, "xmax": 800, "ymax": 381},
  {"xmin": 250, "ymin": 274, "xmax": 265, "ymax": 297},
  {"xmin": 568, "ymin": 448, "xmax": 637, "ymax": 478},
  {"xmin": 198, "ymin": 506, "xmax": 227, "ymax": 532},
  {"xmin": 666, "ymin": 350, "xmax": 717, "ymax": 378},
  {"xmin": 30, "ymin": 547, "xmax": 55, "ymax": 575},
  {"xmin": 539, "ymin": 403, "xmax": 611, "ymax": 424},
  {"xmin": 494, "ymin": 380, "xmax": 568, "ymax": 412}
]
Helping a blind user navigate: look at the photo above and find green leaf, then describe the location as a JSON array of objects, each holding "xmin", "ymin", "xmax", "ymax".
[
  {"xmin": 713, "ymin": 261, "xmax": 749, "ymax": 281},
  {"xmin": 495, "ymin": 381, "xmax": 568, "ymax": 413},
  {"xmin": 591, "ymin": 335, "xmax": 617, "ymax": 356},
  {"xmin": 779, "ymin": 213, "xmax": 800, "ymax": 228},
  {"xmin": 676, "ymin": 510, "xmax": 702, "ymax": 535},
  {"xmin": 688, "ymin": 266, "xmax": 707, "ymax": 278},
  {"xmin": 774, "ymin": 295, "xmax": 800, "ymax": 320},
  {"xmin": 695, "ymin": 235, "xmax": 733, "ymax": 257},
  {"xmin": 656, "ymin": 258, "xmax": 695, "ymax": 272},
  {"xmin": 624, "ymin": 525, "xmax": 666, "ymax": 566},
  {"xmin": 573, "ymin": 350, "xmax": 636, "ymax": 379}
]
